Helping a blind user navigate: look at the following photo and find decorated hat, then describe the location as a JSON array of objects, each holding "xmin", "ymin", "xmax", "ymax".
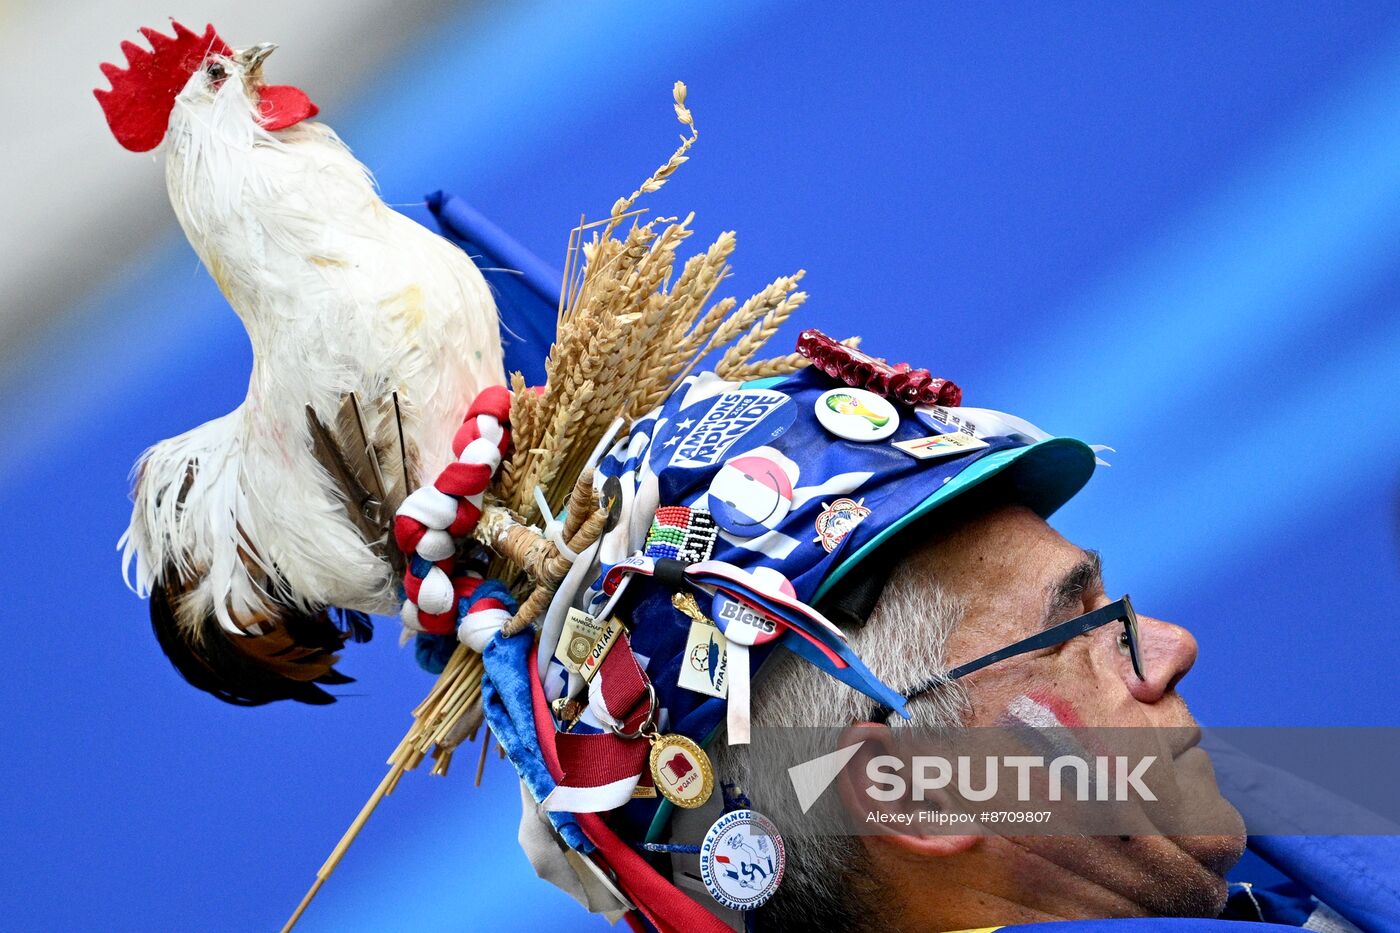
[
  {"xmin": 467, "ymin": 345, "xmax": 1100, "ymax": 931},
  {"xmin": 293, "ymin": 84, "xmax": 1102, "ymax": 933}
]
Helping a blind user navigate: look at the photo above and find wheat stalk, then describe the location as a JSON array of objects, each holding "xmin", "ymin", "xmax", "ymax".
[
  {"xmin": 601, "ymin": 82, "xmax": 697, "ymax": 241},
  {"xmin": 720, "ymin": 336, "xmax": 863, "ymax": 382},
  {"xmin": 716, "ymin": 284, "xmax": 808, "ymax": 376},
  {"xmin": 290, "ymin": 80, "xmax": 831, "ymax": 930}
]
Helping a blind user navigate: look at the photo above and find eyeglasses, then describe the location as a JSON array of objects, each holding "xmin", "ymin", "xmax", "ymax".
[{"xmin": 871, "ymin": 595, "xmax": 1143, "ymax": 723}]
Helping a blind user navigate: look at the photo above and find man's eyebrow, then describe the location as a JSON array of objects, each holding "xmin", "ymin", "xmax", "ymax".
[{"xmin": 1043, "ymin": 549, "xmax": 1103, "ymax": 626}]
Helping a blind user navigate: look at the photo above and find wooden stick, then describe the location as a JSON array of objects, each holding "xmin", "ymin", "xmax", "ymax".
[
  {"xmin": 282, "ymin": 764, "xmax": 402, "ymax": 932},
  {"xmin": 474, "ymin": 724, "xmax": 492, "ymax": 787}
]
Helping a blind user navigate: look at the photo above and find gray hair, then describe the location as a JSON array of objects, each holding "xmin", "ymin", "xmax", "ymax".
[{"xmin": 711, "ymin": 560, "xmax": 970, "ymax": 932}]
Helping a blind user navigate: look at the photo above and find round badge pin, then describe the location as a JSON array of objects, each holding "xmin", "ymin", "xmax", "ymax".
[
  {"xmin": 710, "ymin": 593, "xmax": 782, "ymax": 647},
  {"xmin": 814, "ymin": 387, "xmax": 899, "ymax": 442},
  {"xmin": 706, "ymin": 449, "xmax": 797, "ymax": 538},
  {"xmin": 601, "ymin": 475, "xmax": 624, "ymax": 532},
  {"xmin": 648, "ymin": 732, "xmax": 715, "ymax": 809},
  {"xmin": 813, "ymin": 496, "xmax": 872, "ymax": 553},
  {"xmin": 699, "ymin": 808, "xmax": 786, "ymax": 911}
]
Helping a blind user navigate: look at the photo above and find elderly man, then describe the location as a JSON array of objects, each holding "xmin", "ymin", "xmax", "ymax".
[
  {"xmin": 481, "ymin": 336, "xmax": 1395, "ymax": 933},
  {"xmin": 714, "ymin": 491, "xmax": 1246, "ymax": 931}
]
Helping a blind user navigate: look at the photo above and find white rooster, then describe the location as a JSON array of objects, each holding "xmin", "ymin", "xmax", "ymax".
[{"xmin": 97, "ymin": 22, "xmax": 505, "ymax": 704}]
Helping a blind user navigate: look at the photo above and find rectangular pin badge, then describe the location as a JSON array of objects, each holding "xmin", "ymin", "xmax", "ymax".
[
  {"xmin": 893, "ymin": 431, "xmax": 989, "ymax": 461},
  {"xmin": 554, "ymin": 607, "xmax": 605, "ymax": 673},
  {"xmin": 578, "ymin": 616, "xmax": 626, "ymax": 683},
  {"xmin": 677, "ymin": 619, "xmax": 729, "ymax": 698}
]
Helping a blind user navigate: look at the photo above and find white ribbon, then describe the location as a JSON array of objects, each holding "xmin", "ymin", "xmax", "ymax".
[
  {"xmin": 726, "ymin": 642, "xmax": 751, "ymax": 745},
  {"xmin": 534, "ymin": 486, "xmax": 580, "ymax": 563}
]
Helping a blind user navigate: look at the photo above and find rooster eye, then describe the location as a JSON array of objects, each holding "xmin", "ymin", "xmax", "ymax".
[{"xmin": 206, "ymin": 62, "xmax": 227, "ymax": 81}]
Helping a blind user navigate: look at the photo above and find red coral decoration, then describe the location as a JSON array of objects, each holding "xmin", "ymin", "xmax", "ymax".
[{"xmin": 796, "ymin": 328, "xmax": 962, "ymax": 406}]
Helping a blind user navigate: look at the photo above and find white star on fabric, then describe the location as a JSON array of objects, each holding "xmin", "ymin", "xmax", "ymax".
[
  {"xmin": 675, "ymin": 418, "xmax": 695, "ymax": 430},
  {"xmin": 664, "ymin": 436, "xmax": 680, "ymax": 447}
]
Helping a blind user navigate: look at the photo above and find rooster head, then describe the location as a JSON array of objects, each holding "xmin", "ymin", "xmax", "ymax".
[{"xmin": 95, "ymin": 21, "xmax": 319, "ymax": 152}]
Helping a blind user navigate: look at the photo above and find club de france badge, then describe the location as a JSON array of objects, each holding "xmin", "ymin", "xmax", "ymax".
[{"xmin": 699, "ymin": 808, "xmax": 786, "ymax": 911}]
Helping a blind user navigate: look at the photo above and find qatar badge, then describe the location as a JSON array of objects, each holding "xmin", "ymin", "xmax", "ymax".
[
  {"xmin": 699, "ymin": 808, "xmax": 786, "ymax": 911},
  {"xmin": 815, "ymin": 387, "xmax": 899, "ymax": 441},
  {"xmin": 552, "ymin": 607, "xmax": 605, "ymax": 673},
  {"xmin": 648, "ymin": 732, "xmax": 715, "ymax": 809}
]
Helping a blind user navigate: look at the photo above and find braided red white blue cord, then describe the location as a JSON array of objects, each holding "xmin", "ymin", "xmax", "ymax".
[{"xmin": 392, "ymin": 385, "xmax": 514, "ymax": 650}]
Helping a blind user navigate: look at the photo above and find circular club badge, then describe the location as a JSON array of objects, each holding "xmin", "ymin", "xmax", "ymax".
[
  {"xmin": 813, "ymin": 496, "xmax": 871, "ymax": 553},
  {"xmin": 699, "ymin": 808, "xmax": 786, "ymax": 911},
  {"xmin": 814, "ymin": 387, "xmax": 899, "ymax": 441}
]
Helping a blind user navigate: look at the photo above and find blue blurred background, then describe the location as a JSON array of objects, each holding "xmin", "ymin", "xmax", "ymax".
[{"xmin": 3, "ymin": 2, "xmax": 1399, "ymax": 930}]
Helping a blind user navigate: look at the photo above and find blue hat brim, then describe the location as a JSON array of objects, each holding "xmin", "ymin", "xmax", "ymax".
[{"xmin": 812, "ymin": 437, "xmax": 1098, "ymax": 603}]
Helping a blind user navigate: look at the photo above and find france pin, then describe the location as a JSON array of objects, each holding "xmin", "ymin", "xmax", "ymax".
[{"xmin": 699, "ymin": 808, "xmax": 786, "ymax": 911}]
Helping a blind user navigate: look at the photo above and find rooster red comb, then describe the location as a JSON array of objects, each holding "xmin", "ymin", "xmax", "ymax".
[{"xmin": 95, "ymin": 21, "xmax": 231, "ymax": 152}]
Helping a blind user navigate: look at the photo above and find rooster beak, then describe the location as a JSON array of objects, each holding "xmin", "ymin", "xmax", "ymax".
[{"xmin": 235, "ymin": 42, "xmax": 278, "ymax": 75}]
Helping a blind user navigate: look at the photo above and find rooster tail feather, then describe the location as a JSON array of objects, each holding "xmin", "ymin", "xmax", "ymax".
[
  {"xmin": 328, "ymin": 606, "xmax": 374, "ymax": 644},
  {"xmin": 384, "ymin": 391, "xmax": 412, "ymax": 516},
  {"xmin": 150, "ymin": 581, "xmax": 355, "ymax": 706},
  {"xmin": 337, "ymin": 394, "xmax": 386, "ymax": 503},
  {"xmin": 306, "ymin": 392, "xmax": 414, "ymax": 578},
  {"xmin": 306, "ymin": 402, "xmax": 382, "ymax": 548}
]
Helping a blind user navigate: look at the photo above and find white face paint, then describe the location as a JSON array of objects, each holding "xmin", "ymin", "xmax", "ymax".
[{"xmin": 1004, "ymin": 693, "xmax": 1070, "ymax": 729}]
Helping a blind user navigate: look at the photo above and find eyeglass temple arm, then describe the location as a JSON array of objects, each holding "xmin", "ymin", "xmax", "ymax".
[
  {"xmin": 945, "ymin": 598, "xmax": 1132, "ymax": 680},
  {"xmin": 872, "ymin": 598, "xmax": 1137, "ymax": 722}
]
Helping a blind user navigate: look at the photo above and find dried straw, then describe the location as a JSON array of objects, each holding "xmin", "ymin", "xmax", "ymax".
[{"xmin": 287, "ymin": 79, "xmax": 831, "ymax": 930}]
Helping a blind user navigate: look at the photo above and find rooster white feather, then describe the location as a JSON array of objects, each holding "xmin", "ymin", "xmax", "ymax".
[{"xmin": 100, "ymin": 25, "xmax": 504, "ymax": 703}]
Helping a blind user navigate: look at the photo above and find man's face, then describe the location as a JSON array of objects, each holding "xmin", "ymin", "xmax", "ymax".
[{"xmin": 889, "ymin": 503, "xmax": 1246, "ymax": 918}]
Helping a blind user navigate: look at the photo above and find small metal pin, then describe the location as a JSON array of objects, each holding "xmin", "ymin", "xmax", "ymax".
[{"xmin": 671, "ymin": 591, "xmax": 709, "ymax": 626}]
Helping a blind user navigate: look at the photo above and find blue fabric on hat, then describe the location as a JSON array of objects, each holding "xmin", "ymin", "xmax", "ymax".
[
  {"xmin": 818, "ymin": 434, "xmax": 1097, "ymax": 601},
  {"xmin": 639, "ymin": 368, "xmax": 1023, "ymax": 603},
  {"xmin": 481, "ymin": 629, "xmax": 589, "ymax": 851},
  {"xmin": 427, "ymin": 191, "xmax": 559, "ymax": 387},
  {"xmin": 589, "ymin": 366, "xmax": 1095, "ymax": 757}
]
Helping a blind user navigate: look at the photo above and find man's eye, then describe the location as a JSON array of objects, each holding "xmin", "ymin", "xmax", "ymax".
[{"xmin": 1117, "ymin": 631, "xmax": 1131, "ymax": 649}]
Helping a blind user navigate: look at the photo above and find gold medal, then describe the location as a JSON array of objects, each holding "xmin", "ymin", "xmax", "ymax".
[{"xmin": 647, "ymin": 732, "xmax": 714, "ymax": 809}]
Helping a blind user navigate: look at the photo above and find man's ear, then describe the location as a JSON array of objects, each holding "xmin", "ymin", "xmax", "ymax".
[{"xmin": 836, "ymin": 721, "xmax": 980, "ymax": 858}]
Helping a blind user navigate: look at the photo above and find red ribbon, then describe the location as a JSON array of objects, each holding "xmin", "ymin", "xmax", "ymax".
[{"xmin": 529, "ymin": 642, "xmax": 730, "ymax": 933}]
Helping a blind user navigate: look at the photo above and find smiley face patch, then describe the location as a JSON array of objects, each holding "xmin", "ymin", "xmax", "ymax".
[{"xmin": 706, "ymin": 446, "xmax": 800, "ymax": 538}]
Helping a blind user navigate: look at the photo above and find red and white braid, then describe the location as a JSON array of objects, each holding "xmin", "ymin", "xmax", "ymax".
[{"xmin": 393, "ymin": 385, "xmax": 512, "ymax": 637}]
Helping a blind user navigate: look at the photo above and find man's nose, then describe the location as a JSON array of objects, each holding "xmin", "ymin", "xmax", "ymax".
[{"xmin": 1125, "ymin": 615, "xmax": 1198, "ymax": 703}]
